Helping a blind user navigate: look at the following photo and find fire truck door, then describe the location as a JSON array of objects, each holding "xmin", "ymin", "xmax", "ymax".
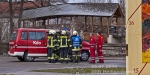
[
  {"xmin": 18, "ymin": 31, "xmax": 28, "ymax": 51},
  {"xmin": 28, "ymin": 31, "xmax": 38, "ymax": 54},
  {"xmin": 36, "ymin": 31, "xmax": 47, "ymax": 54}
]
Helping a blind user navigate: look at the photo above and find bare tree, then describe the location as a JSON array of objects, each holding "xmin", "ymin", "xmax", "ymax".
[
  {"xmin": 9, "ymin": 0, "xmax": 14, "ymax": 34},
  {"xmin": 18, "ymin": 0, "xmax": 24, "ymax": 28}
]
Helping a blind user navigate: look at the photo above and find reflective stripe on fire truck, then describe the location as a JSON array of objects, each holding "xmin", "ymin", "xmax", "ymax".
[
  {"xmin": 14, "ymin": 46, "xmax": 47, "ymax": 48},
  {"xmin": 8, "ymin": 51, "xmax": 47, "ymax": 57},
  {"xmin": 28, "ymin": 54, "xmax": 47, "ymax": 56}
]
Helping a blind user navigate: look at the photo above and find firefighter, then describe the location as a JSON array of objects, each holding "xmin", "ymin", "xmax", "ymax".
[
  {"xmin": 58, "ymin": 30, "xmax": 70, "ymax": 63},
  {"xmin": 97, "ymin": 32, "xmax": 104, "ymax": 63},
  {"xmin": 70, "ymin": 31, "xmax": 82, "ymax": 63},
  {"xmin": 89, "ymin": 33, "xmax": 96, "ymax": 64},
  {"xmin": 53, "ymin": 30, "xmax": 59, "ymax": 62},
  {"xmin": 47, "ymin": 30, "xmax": 57, "ymax": 63}
]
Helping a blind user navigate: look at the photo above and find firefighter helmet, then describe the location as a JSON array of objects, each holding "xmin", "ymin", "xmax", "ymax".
[
  {"xmin": 49, "ymin": 30, "xmax": 53, "ymax": 34},
  {"xmin": 73, "ymin": 31, "xmax": 78, "ymax": 35},
  {"xmin": 61, "ymin": 30, "xmax": 66, "ymax": 35},
  {"xmin": 52, "ymin": 30, "xmax": 56, "ymax": 34}
]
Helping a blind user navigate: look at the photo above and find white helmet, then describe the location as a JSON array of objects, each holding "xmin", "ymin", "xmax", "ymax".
[
  {"xmin": 61, "ymin": 30, "xmax": 66, "ymax": 35},
  {"xmin": 49, "ymin": 30, "xmax": 53, "ymax": 34},
  {"xmin": 73, "ymin": 31, "xmax": 78, "ymax": 35},
  {"xmin": 52, "ymin": 30, "xmax": 56, "ymax": 34}
]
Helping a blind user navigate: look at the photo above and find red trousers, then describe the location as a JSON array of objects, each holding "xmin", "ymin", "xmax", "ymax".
[
  {"xmin": 97, "ymin": 45, "xmax": 104, "ymax": 63},
  {"xmin": 90, "ymin": 46, "xmax": 95, "ymax": 63}
]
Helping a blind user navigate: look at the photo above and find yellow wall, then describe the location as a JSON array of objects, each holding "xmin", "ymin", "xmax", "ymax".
[{"xmin": 126, "ymin": 0, "xmax": 150, "ymax": 75}]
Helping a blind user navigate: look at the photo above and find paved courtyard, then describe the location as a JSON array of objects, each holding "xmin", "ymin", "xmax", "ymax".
[{"xmin": 0, "ymin": 56, "xmax": 126, "ymax": 75}]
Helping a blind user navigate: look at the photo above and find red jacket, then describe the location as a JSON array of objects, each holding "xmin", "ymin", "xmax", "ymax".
[
  {"xmin": 90, "ymin": 36, "xmax": 96, "ymax": 45},
  {"xmin": 97, "ymin": 35, "xmax": 104, "ymax": 46}
]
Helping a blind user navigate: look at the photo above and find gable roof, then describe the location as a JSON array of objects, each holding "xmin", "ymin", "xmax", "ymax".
[{"xmin": 22, "ymin": 3, "xmax": 124, "ymax": 20}]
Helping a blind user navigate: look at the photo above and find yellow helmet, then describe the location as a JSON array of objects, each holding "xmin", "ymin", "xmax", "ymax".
[
  {"xmin": 73, "ymin": 31, "xmax": 78, "ymax": 35},
  {"xmin": 49, "ymin": 30, "xmax": 53, "ymax": 34},
  {"xmin": 61, "ymin": 30, "xmax": 66, "ymax": 35}
]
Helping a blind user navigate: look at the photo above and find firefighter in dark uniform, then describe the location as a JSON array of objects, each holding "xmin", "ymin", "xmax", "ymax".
[
  {"xmin": 70, "ymin": 31, "xmax": 82, "ymax": 63},
  {"xmin": 47, "ymin": 30, "xmax": 57, "ymax": 63},
  {"xmin": 53, "ymin": 30, "xmax": 59, "ymax": 62},
  {"xmin": 58, "ymin": 30, "xmax": 70, "ymax": 63}
]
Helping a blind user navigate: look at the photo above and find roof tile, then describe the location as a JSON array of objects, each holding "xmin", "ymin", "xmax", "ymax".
[{"xmin": 22, "ymin": 3, "xmax": 123, "ymax": 20}]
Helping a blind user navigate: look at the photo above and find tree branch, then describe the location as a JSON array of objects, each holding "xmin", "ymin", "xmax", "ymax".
[
  {"xmin": 41, "ymin": 0, "xmax": 44, "ymax": 7},
  {"xmin": 9, "ymin": 0, "xmax": 14, "ymax": 34},
  {"xmin": 18, "ymin": 0, "xmax": 24, "ymax": 28},
  {"xmin": 28, "ymin": 1, "xmax": 40, "ymax": 8}
]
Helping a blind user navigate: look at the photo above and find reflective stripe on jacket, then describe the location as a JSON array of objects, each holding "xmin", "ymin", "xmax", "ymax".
[
  {"xmin": 70, "ymin": 35, "xmax": 82, "ymax": 51},
  {"xmin": 58, "ymin": 35, "xmax": 70, "ymax": 48},
  {"xmin": 47, "ymin": 35, "xmax": 58, "ymax": 48}
]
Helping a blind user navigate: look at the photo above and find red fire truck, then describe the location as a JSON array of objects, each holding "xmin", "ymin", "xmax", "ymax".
[{"xmin": 8, "ymin": 28, "xmax": 90, "ymax": 62}]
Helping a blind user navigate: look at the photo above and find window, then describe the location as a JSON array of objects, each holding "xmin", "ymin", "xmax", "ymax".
[
  {"xmin": 10, "ymin": 31, "xmax": 18, "ymax": 40},
  {"xmin": 21, "ymin": 31, "xmax": 27, "ymax": 40},
  {"xmin": 29, "ymin": 32, "xmax": 36, "ymax": 40},
  {"xmin": 36, "ymin": 32, "xmax": 45, "ymax": 40},
  {"xmin": 29, "ymin": 31, "xmax": 45, "ymax": 40}
]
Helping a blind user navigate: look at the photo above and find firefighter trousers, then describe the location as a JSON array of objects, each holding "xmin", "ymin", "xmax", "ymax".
[
  {"xmin": 47, "ymin": 48, "xmax": 55, "ymax": 63},
  {"xmin": 97, "ymin": 46, "xmax": 104, "ymax": 63},
  {"xmin": 60, "ymin": 47, "xmax": 68, "ymax": 63},
  {"xmin": 72, "ymin": 50, "xmax": 80, "ymax": 63}
]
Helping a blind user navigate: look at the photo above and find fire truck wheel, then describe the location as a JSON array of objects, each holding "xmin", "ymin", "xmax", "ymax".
[
  {"xmin": 17, "ymin": 57, "xmax": 24, "ymax": 61},
  {"xmin": 80, "ymin": 51, "xmax": 89, "ymax": 61},
  {"xmin": 24, "ymin": 52, "xmax": 35, "ymax": 62}
]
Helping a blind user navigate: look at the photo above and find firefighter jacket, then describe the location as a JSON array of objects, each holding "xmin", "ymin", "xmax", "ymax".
[
  {"xmin": 97, "ymin": 35, "xmax": 104, "ymax": 46},
  {"xmin": 47, "ymin": 34, "xmax": 58, "ymax": 49},
  {"xmin": 70, "ymin": 35, "xmax": 82, "ymax": 51},
  {"xmin": 90, "ymin": 36, "xmax": 96, "ymax": 46},
  {"xmin": 58, "ymin": 34, "xmax": 70, "ymax": 48}
]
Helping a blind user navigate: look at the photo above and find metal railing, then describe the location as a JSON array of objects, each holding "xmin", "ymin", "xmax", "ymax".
[{"xmin": 99, "ymin": 25, "xmax": 126, "ymax": 38}]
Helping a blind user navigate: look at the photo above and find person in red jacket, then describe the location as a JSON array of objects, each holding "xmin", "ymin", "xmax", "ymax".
[
  {"xmin": 97, "ymin": 32, "xmax": 104, "ymax": 63},
  {"xmin": 89, "ymin": 33, "xmax": 96, "ymax": 63}
]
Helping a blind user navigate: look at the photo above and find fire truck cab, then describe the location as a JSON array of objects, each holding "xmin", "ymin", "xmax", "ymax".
[{"xmin": 8, "ymin": 28, "xmax": 90, "ymax": 62}]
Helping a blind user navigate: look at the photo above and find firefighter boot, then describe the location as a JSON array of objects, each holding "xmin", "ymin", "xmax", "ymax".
[
  {"xmin": 60, "ymin": 58, "xmax": 64, "ymax": 63},
  {"xmin": 51, "ymin": 59, "xmax": 56, "ymax": 63},
  {"xmin": 60, "ymin": 60, "xmax": 63, "ymax": 63},
  {"xmin": 76, "ymin": 52, "xmax": 80, "ymax": 63},
  {"xmin": 51, "ymin": 54, "xmax": 56, "ymax": 63},
  {"xmin": 76, "ymin": 56, "xmax": 79, "ymax": 63},
  {"xmin": 48, "ymin": 57, "xmax": 51, "ymax": 63},
  {"xmin": 73, "ymin": 56, "xmax": 76, "ymax": 63},
  {"xmin": 48, "ymin": 59, "xmax": 51, "ymax": 63},
  {"xmin": 65, "ymin": 58, "xmax": 68, "ymax": 63},
  {"xmin": 65, "ymin": 60, "xmax": 68, "ymax": 63}
]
